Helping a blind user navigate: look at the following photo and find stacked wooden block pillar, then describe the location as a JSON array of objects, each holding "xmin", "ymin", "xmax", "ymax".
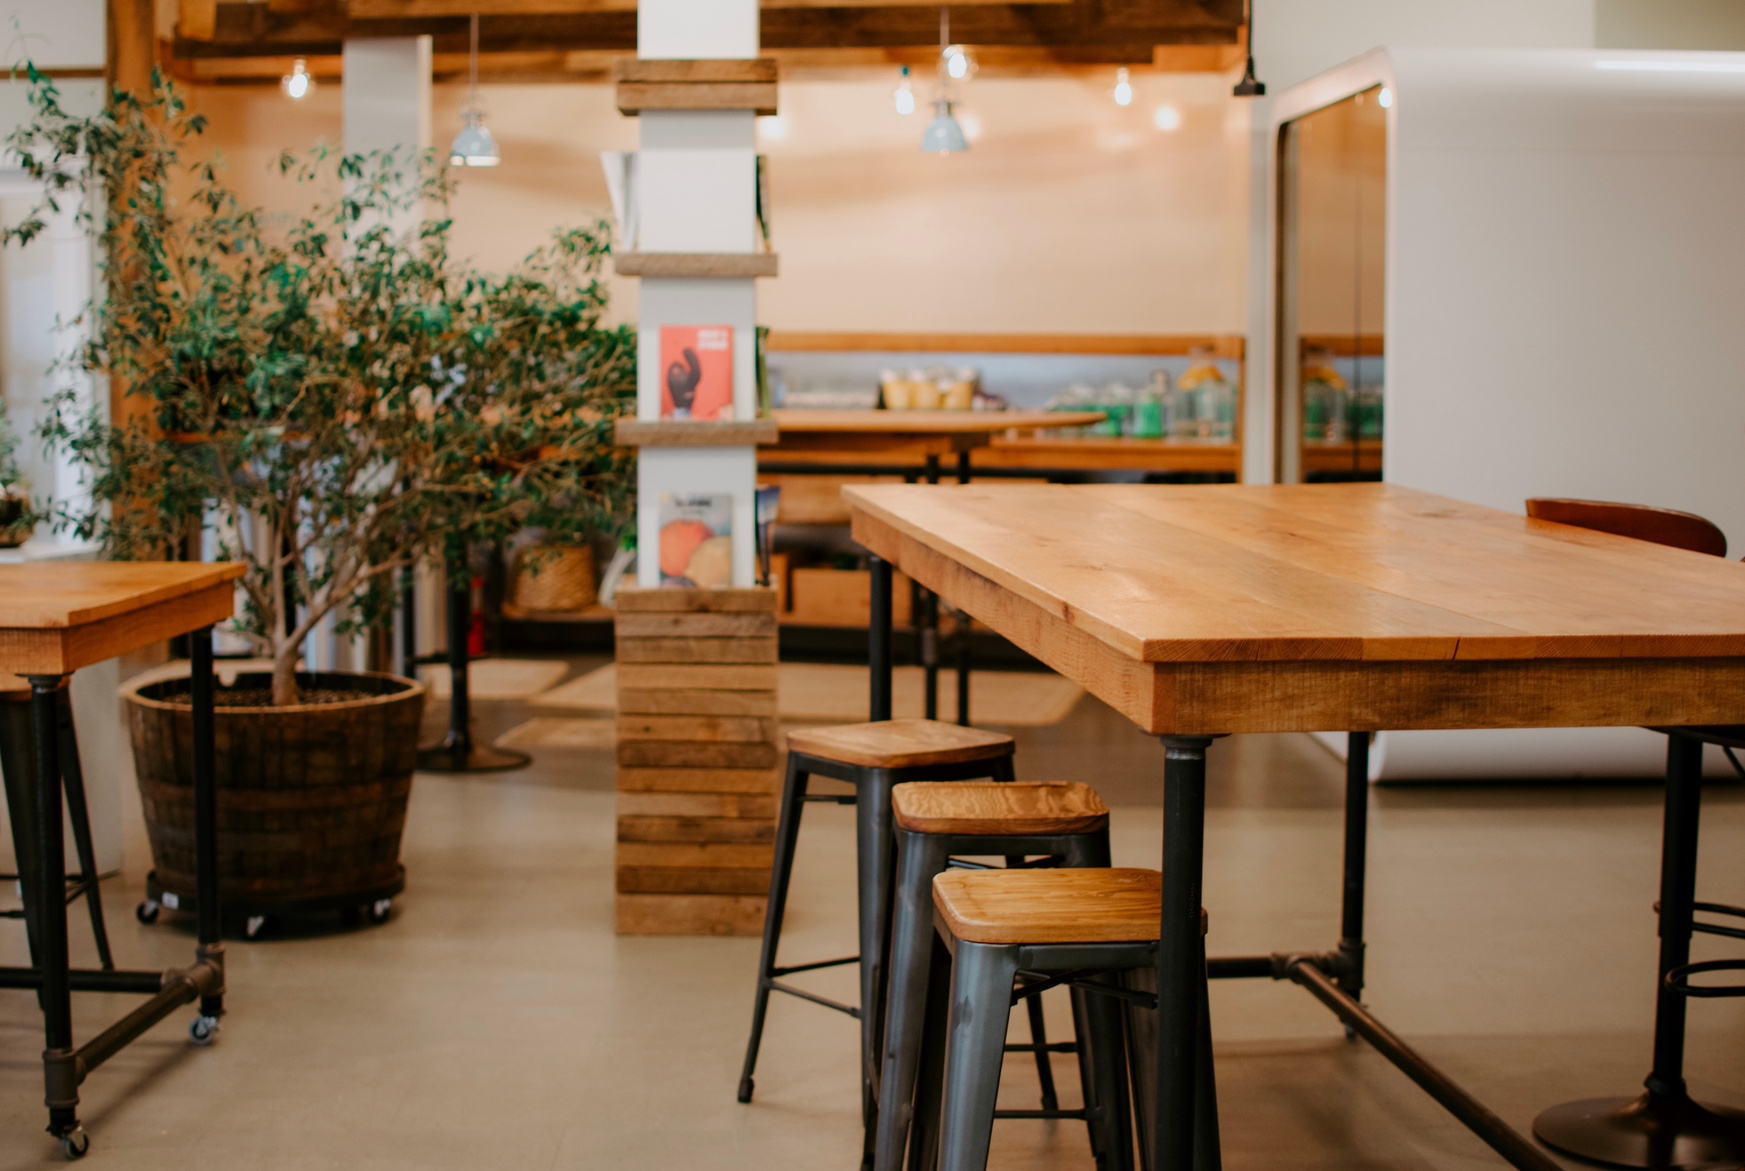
[{"xmin": 614, "ymin": 586, "xmax": 780, "ymax": 935}]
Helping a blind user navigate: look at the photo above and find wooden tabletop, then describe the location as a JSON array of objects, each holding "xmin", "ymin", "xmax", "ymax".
[
  {"xmin": 0, "ymin": 561, "xmax": 244, "ymax": 676},
  {"xmin": 844, "ymin": 483, "xmax": 1745, "ymax": 735}
]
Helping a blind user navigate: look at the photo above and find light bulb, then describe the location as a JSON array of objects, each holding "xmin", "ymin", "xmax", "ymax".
[
  {"xmin": 1378, "ymin": 86, "xmax": 1394, "ymax": 108},
  {"xmin": 894, "ymin": 65, "xmax": 915, "ymax": 115},
  {"xmin": 281, "ymin": 59, "xmax": 313, "ymax": 99},
  {"xmin": 1152, "ymin": 104, "xmax": 1181, "ymax": 132},
  {"xmin": 1113, "ymin": 67, "xmax": 1133, "ymax": 107},
  {"xmin": 944, "ymin": 44, "xmax": 973, "ymax": 80}
]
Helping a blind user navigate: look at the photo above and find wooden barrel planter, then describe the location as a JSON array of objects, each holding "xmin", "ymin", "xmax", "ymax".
[{"xmin": 123, "ymin": 670, "xmax": 425, "ymax": 936}]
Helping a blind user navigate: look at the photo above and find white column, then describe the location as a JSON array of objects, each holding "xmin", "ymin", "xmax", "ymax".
[
  {"xmin": 340, "ymin": 37, "xmax": 434, "ymax": 670},
  {"xmin": 633, "ymin": 0, "xmax": 764, "ymax": 588}
]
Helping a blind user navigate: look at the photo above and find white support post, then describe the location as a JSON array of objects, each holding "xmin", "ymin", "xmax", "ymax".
[
  {"xmin": 631, "ymin": 0, "xmax": 766, "ymax": 589},
  {"xmin": 341, "ymin": 36, "xmax": 434, "ymax": 670}
]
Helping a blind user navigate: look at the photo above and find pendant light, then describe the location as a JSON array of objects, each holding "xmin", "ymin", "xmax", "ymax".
[
  {"xmin": 1112, "ymin": 67, "xmax": 1133, "ymax": 107},
  {"xmin": 1232, "ymin": 0, "xmax": 1266, "ymax": 97},
  {"xmin": 922, "ymin": 7, "xmax": 969, "ymax": 154},
  {"xmin": 449, "ymin": 14, "xmax": 500, "ymax": 167}
]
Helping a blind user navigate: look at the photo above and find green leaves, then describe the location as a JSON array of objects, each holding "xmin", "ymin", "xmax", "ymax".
[{"xmin": 3, "ymin": 67, "xmax": 635, "ymax": 683}]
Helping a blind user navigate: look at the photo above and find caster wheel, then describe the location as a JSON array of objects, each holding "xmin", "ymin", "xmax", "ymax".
[
  {"xmin": 59, "ymin": 1127, "xmax": 89, "ymax": 1160},
  {"xmin": 737, "ymin": 1076, "xmax": 754, "ymax": 1103},
  {"xmin": 189, "ymin": 1015, "xmax": 220, "ymax": 1046},
  {"xmin": 367, "ymin": 898, "xmax": 393, "ymax": 925},
  {"xmin": 136, "ymin": 900, "xmax": 159, "ymax": 924},
  {"xmin": 244, "ymin": 915, "xmax": 268, "ymax": 940}
]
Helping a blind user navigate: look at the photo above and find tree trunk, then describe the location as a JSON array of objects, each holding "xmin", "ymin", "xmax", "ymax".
[{"xmin": 272, "ymin": 645, "xmax": 301, "ymax": 707}]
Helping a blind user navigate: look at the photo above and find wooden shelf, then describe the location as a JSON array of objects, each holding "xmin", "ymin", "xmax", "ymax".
[
  {"xmin": 764, "ymin": 331, "xmax": 1244, "ymax": 358},
  {"xmin": 614, "ymin": 252, "xmax": 779, "ymax": 279},
  {"xmin": 616, "ymin": 418, "xmax": 780, "ymax": 447},
  {"xmin": 614, "ymin": 59, "xmax": 778, "ymax": 115}
]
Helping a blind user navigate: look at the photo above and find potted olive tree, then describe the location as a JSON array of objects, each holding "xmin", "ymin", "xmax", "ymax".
[{"xmin": 5, "ymin": 70, "xmax": 635, "ymax": 931}]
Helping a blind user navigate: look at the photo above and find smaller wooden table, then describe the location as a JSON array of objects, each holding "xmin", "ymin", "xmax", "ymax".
[
  {"xmin": 762, "ymin": 410, "xmax": 1105, "ymax": 724},
  {"xmin": 763, "ymin": 409, "xmax": 1107, "ymax": 478},
  {"xmin": 1, "ymin": 561, "xmax": 242, "ymax": 1158}
]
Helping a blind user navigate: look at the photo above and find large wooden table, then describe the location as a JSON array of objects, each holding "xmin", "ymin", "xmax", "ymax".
[
  {"xmin": 0, "ymin": 561, "xmax": 242, "ymax": 1158},
  {"xmin": 844, "ymin": 482, "xmax": 1745, "ymax": 1171}
]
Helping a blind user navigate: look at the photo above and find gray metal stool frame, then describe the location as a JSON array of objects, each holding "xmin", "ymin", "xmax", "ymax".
[
  {"xmin": 737, "ymin": 747, "xmax": 1017, "ymax": 1154},
  {"xmin": 875, "ymin": 822, "xmax": 1122, "ymax": 1171},
  {"xmin": 0, "ymin": 686, "xmax": 114, "ymax": 974},
  {"xmin": 917, "ymin": 912, "xmax": 1220, "ymax": 1171}
]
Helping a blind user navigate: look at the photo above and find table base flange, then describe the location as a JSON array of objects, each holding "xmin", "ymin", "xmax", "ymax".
[{"xmin": 1535, "ymin": 1091, "xmax": 1745, "ymax": 1170}]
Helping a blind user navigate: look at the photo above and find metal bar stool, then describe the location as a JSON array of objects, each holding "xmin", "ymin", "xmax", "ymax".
[
  {"xmin": 1521, "ymin": 497, "xmax": 1745, "ymax": 1166},
  {"xmin": 916, "ymin": 868, "xmax": 1220, "ymax": 1171},
  {"xmin": 875, "ymin": 781, "xmax": 1124, "ymax": 1171},
  {"xmin": 737, "ymin": 719, "xmax": 1016, "ymax": 1147},
  {"xmin": 0, "ymin": 681, "xmax": 114, "ymax": 973}
]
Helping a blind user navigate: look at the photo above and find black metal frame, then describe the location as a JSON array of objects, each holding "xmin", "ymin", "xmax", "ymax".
[
  {"xmin": 415, "ymin": 566, "xmax": 530, "ymax": 773},
  {"xmin": 0, "ymin": 627, "xmax": 226, "ymax": 1158},
  {"xmin": 1531, "ymin": 729, "xmax": 1745, "ymax": 1168}
]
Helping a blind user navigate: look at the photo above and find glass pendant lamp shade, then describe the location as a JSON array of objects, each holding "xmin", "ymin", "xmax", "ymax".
[
  {"xmin": 921, "ymin": 100, "xmax": 968, "ymax": 154},
  {"xmin": 450, "ymin": 110, "xmax": 500, "ymax": 167}
]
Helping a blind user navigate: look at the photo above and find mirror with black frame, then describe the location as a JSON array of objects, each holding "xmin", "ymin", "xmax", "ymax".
[{"xmin": 1275, "ymin": 85, "xmax": 1386, "ymax": 483}]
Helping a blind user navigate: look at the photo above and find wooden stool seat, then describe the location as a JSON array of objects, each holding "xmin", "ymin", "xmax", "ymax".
[
  {"xmin": 933, "ymin": 867, "xmax": 1205, "ymax": 945},
  {"xmin": 786, "ymin": 718, "xmax": 1013, "ymax": 769},
  {"xmin": 892, "ymin": 780, "xmax": 1108, "ymax": 836}
]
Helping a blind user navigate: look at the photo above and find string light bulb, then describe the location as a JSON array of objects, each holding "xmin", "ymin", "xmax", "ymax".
[
  {"xmin": 281, "ymin": 58, "xmax": 313, "ymax": 99},
  {"xmin": 894, "ymin": 65, "xmax": 915, "ymax": 115},
  {"xmin": 1112, "ymin": 67, "xmax": 1133, "ymax": 107}
]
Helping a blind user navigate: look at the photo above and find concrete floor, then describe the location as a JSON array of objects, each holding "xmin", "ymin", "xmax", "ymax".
[{"xmin": 4, "ymin": 657, "xmax": 1745, "ymax": 1169}]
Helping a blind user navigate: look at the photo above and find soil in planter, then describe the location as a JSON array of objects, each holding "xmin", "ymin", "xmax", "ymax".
[{"xmin": 157, "ymin": 685, "xmax": 379, "ymax": 708}]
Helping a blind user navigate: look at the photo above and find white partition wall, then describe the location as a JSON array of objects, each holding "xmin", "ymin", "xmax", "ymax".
[{"xmin": 1267, "ymin": 48, "xmax": 1745, "ymax": 779}]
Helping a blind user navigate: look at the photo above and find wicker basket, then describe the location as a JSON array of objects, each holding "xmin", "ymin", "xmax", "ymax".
[{"xmin": 512, "ymin": 544, "xmax": 597, "ymax": 612}]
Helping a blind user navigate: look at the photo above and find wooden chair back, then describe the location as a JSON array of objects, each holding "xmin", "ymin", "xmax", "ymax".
[{"xmin": 1525, "ymin": 497, "xmax": 1727, "ymax": 558}]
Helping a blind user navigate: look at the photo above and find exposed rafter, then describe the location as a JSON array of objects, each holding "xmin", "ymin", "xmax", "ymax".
[{"xmin": 172, "ymin": 0, "xmax": 1241, "ymax": 62}]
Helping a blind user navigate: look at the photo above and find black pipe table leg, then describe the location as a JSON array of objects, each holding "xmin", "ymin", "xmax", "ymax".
[
  {"xmin": 870, "ymin": 555, "xmax": 893, "ymax": 723},
  {"xmin": 921, "ymin": 456, "xmax": 941, "ymax": 721},
  {"xmin": 29, "ymin": 674, "xmax": 80, "ymax": 1146},
  {"xmin": 1534, "ymin": 733, "xmax": 1745, "ymax": 1167},
  {"xmin": 190, "ymin": 627, "xmax": 225, "ymax": 1030},
  {"xmin": 1157, "ymin": 735, "xmax": 1215, "ymax": 1171},
  {"xmin": 417, "ymin": 566, "xmax": 529, "ymax": 773},
  {"xmin": 1338, "ymin": 732, "xmax": 1370, "ymax": 1008}
]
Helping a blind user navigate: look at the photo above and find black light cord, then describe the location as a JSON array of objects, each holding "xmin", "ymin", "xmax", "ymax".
[{"xmin": 1234, "ymin": 0, "xmax": 1266, "ymax": 97}]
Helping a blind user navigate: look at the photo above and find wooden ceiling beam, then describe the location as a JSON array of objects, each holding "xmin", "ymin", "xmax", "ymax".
[{"xmin": 177, "ymin": 0, "xmax": 1239, "ymax": 58}]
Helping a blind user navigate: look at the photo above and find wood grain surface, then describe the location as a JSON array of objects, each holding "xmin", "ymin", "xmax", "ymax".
[
  {"xmin": 0, "ymin": 561, "xmax": 244, "ymax": 629},
  {"xmin": 786, "ymin": 718, "xmax": 1013, "ymax": 769},
  {"xmin": 932, "ymin": 868, "xmax": 1188, "ymax": 945},
  {"xmin": 845, "ymin": 483, "xmax": 1745, "ymax": 734},
  {"xmin": 891, "ymin": 780, "xmax": 1108, "ymax": 836}
]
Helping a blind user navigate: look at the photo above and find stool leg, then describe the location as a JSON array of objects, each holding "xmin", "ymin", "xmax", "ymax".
[
  {"xmin": 909, "ymin": 932, "xmax": 954, "ymax": 1171},
  {"xmin": 1021, "ymin": 990, "xmax": 1061, "ymax": 1112},
  {"xmin": 739, "ymin": 754, "xmax": 809, "ymax": 1103},
  {"xmin": 1080, "ymin": 977, "xmax": 1136, "ymax": 1171},
  {"xmin": 1193, "ymin": 939, "xmax": 1222, "ymax": 1171},
  {"xmin": 875, "ymin": 834, "xmax": 954, "ymax": 1171},
  {"xmin": 56, "ymin": 693, "xmax": 114, "ymax": 971},
  {"xmin": 938, "ymin": 940, "xmax": 1021, "ymax": 1171},
  {"xmin": 859, "ymin": 768, "xmax": 900, "ymax": 1143}
]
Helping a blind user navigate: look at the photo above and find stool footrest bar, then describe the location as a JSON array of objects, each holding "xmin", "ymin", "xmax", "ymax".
[
  {"xmin": 1665, "ymin": 958, "xmax": 1745, "ymax": 998},
  {"xmin": 994, "ymin": 1109, "xmax": 1091, "ymax": 1120},
  {"xmin": 1004, "ymin": 1041, "xmax": 1079, "ymax": 1054},
  {"xmin": 771, "ymin": 954, "xmax": 858, "ymax": 977},
  {"xmin": 765, "ymin": 979, "xmax": 860, "ymax": 1018}
]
